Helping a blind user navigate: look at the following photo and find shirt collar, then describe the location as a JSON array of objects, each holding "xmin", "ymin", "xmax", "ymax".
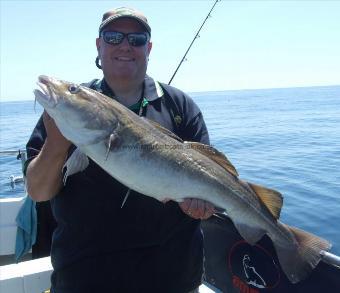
[{"xmin": 143, "ymin": 75, "xmax": 164, "ymax": 101}]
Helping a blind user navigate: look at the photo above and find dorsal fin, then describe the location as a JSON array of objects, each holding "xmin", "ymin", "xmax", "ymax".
[
  {"xmin": 247, "ymin": 182, "xmax": 283, "ymax": 219},
  {"xmin": 143, "ymin": 118, "xmax": 183, "ymax": 142},
  {"xmin": 184, "ymin": 142, "xmax": 239, "ymax": 177}
]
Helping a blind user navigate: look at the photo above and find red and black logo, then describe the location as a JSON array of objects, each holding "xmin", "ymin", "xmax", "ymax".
[{"xmin": 228, "ymin": 240, "xmax": 281, "ymax": 292}]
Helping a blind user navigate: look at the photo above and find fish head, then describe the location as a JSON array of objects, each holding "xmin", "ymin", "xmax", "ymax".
[{"xmin": 34, "ymin": 75, "xmax": 119, "ymax": 146}]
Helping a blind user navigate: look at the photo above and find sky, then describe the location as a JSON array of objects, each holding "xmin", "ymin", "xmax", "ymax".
[{"xmin": 1, "ymin": 0, "xmax": 340, "ymax": 102}]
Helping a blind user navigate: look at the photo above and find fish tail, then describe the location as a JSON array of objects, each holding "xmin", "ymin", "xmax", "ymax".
[{"xmin": 273, "ymin": 222, "xmax": 331, "ymax": 283}]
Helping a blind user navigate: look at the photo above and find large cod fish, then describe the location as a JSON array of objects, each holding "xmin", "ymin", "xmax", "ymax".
[{"xmin": 34, "ymin": 75, "xmax": 330, "ymax": 283}]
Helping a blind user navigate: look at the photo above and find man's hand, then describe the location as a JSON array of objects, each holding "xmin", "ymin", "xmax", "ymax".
[
  {"xmin": 26, "ymin": 111, "xmax": 72, "ymax": 201},
  {"xmin": 179, "ymin": 198, "xmax": 215, "ymax": 220},
  {"xmin": 43, "ymin": 111, "xmax": 71, "ymax": 152}
]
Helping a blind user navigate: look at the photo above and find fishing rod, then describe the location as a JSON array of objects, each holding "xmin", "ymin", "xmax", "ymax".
[{"xmin": 168, "ymin": 0, "xmax": 220, "ymax": 85}]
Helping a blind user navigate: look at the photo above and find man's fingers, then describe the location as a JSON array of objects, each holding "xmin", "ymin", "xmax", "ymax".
[
  {"xmin": 187, "ymin": 198, "xmax": 199, "ymax": 218},
  {"xmin": 179, "ymin": 198, "xmax": 191, "ymax": 212},
  {"xmin": 202, "ymin": 202, "xmax": 216, "ymax": 219},
  {"xmin": 43, "ymin": 110, "xmax": 50, "ymax": 119},
  {"xmin": 179, "ymin": 198, "xmax": 216, "ymax": 219},
  {"xmin": 191, "ymin": 199, "xmax": 204, "ymax": 219},
  {"xmin": 43, "ymin": 111, "xmax": 57, "ymax": 129},
  {"xmin": 42, "ymin": 110, "xmax": 72, "ymax": 152},
  {"xmin": 42, "ymin": 110, "xmax": 51, "ymax": 123}
]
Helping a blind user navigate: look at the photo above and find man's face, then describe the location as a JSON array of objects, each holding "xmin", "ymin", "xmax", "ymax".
[{"xmin": 96, "ymin": 18, "xmax": 152, "ymax": 84}]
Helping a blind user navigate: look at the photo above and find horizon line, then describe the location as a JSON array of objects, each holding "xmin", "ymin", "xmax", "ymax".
[{"xmin": 1, "ymin": 83, "xmax": 340, "ymax": 103}]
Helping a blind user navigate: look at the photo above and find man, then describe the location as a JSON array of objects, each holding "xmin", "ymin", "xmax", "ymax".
[{"xmin": 26, "ymin": 7, "xmax": 214, "ymax": 293}]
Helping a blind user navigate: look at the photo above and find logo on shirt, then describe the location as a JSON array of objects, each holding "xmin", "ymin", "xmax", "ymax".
[{"xmin": 174, "ymin": 115, "xmax": 182, "ymax": 126}]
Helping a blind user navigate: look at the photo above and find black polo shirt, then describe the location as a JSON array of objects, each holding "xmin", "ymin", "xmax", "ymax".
[{"xmin": 26, "ymin": 75, "xmax": 210, "ymax": 293}]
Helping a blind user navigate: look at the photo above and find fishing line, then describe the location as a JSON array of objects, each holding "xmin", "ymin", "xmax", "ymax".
[{"xmin": 168, "ymin": 0, "xmax": 220, "ymax": 85}]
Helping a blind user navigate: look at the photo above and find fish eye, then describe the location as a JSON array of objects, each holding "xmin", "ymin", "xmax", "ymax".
[{"xmin": 69, "ymin": 84, "xmax": 80, "ymax": 94}]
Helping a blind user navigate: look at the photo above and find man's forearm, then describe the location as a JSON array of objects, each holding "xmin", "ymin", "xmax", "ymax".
[{"xmin": 26, "ymin": 139, "xmax": 68, "ymax": 202}]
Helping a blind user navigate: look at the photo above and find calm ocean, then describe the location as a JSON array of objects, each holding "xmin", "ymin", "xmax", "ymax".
[{"xmin": 0, "ymin": 85, "xmax": 339, "ymax": 255}]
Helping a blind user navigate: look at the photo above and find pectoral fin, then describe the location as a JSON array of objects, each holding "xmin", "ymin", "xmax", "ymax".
[
  {"xmin": 62, "ymin": 148, "xmax": 89, "ymax": 185},
  {"xmin": 105, "ymin": 129, "xmax": 122, "ymax": 160}
]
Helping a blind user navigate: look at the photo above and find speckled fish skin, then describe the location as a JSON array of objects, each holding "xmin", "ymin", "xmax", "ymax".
[{"xmin": 34, "ymin": 75, "xmax": 331, "ymax": 284}]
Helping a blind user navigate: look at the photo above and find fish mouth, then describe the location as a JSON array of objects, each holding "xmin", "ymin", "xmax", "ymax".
[{"xmin": 34, "ymin": 75, "xmax": 58, "ymax": 108}]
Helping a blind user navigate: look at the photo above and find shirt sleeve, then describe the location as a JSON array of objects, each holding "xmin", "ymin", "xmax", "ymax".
[
  {"xmin": 180, "ymin": 95, "xmax": 210, "ymax": 145},
  {"xmin": 183, "ymin": 111, "xmax": 210, "ymax": 145}
]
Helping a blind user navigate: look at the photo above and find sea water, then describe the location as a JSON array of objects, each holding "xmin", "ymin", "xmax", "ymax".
[{"xmin": 0, "ymin": 85, "xmax": 339, "ymax": 255}]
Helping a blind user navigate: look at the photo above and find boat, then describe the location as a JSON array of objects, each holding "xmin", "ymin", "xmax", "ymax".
[
  {"xmin": 202, "ymin": 214, "xmax": 340, "ymax": 293},
  {"xmin": 1, "ymin": 150, "xmax": 340, "ymax": 293}
]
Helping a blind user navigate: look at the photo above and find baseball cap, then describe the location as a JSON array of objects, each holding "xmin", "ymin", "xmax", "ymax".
[{"xmin": 99, "ymin": 7, "xmax": 151, "ymax": 36}]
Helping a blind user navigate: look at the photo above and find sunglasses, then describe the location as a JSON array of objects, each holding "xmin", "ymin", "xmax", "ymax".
[{"xmin": 100, "ymin": 31, "xmax": 149, "ymax": 47}]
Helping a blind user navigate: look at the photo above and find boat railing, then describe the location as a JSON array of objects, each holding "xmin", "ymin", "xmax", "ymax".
[{"xmin": 321, "ymin": 250, "xmax": 340, "ymax": 268}]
